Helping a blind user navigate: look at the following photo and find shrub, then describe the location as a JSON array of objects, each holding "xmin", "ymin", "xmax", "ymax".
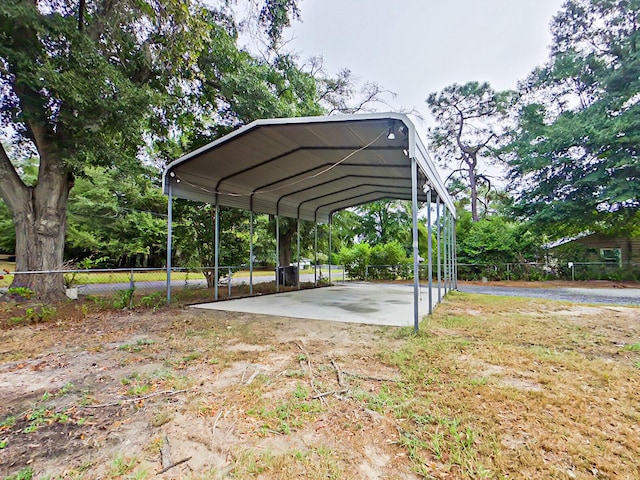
[{"xmin": 338, "ymin": 243, "xmax": 371, "ymax": 280}]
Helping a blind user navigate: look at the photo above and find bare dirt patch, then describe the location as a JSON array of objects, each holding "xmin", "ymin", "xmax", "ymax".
[{"xmin": 0, "ymin": 292, "xmax": 639, "ymax": 479}]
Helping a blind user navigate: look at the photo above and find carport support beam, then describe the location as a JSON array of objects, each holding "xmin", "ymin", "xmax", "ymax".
[
  {"xmin": 314, "ymin": 222, "xmax": 318, "ymax": 286},
  {"xmin": 328, "ymin": 213, "xmax": 332, "ymax": 285},
  {"xmin": 436, "ymin": 198, "xmax": 442, "ymax": 303},
  {"xmin": 249, "ymin": 208, "xmax": 254, "ymax": 296},
  {"xmin": 166, "ymin": 182, "xmax": 173, "ymax": 306},
  {"xmin": 276, "ymin": 215, "xmax": 280, "ymax": 293},
  {"xmin": 444, "ymin": 210, "xmax": 449, "ymax": 291},
  {"xmin": 427, "ymin": 192, "xmax": 433, "ymax": 315},
  {"xmin": 297, "ymin": 216, "xmax": 301, "ymax": 290},
  {"xmin": 214, "ymin": 199, "xmax": 220, "ymax": 301},
  {"xmin": 450, "ymin": 212, "xmax": 455, "ymax": 291},
  {"xmin": 411, "ymin": 157, "xmax": 420, "ymax": 332},
  {"xmin": 453, "ymin": 222, "xmax": 458, "ymax": 289}
]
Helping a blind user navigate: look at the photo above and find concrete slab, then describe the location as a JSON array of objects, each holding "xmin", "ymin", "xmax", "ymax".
[{"xmin": 192, "ymin": 282, "xmax": 433, "ymax": 327}]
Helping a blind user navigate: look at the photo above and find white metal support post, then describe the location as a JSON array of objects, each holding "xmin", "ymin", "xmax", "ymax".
[
  {"xmin": 314, "ymin": 222, "xmax": 318, "ymax": 286},
  {"xmin": 297, "ymin": 216, "xmax": 301, "ymax": 290},
  {"xmin": 249, "ymin": 207, "xmax": 254, "ymax": 296},
  {"xmin": 275, "ymin": 215, "xmax": 280, "ymax": 293},
  {"xmin": 450, "ymin": 212, "xmax": 455, "ymax": 291},
  {"xmin": 436, "ymin": 199, "xmax": 442, "ymax": 303},
  {"xmin": 453, "ymin": 223, "xmax": 458, "ymax": 289},
  {"xmin": 214, "ymin": 199, "xmax": 220, "ymax": 301},
  {"xmin": 328, "ymin": 214, "xmax": 332, "ymax": 285},
  {"xmin": 166, "ymin": 182, "xmax": 173, "ymax": 305},
  {"xmin": 411, "ymin": 157, "xmax": 420, "ymax": 332},
  {"xmin": 443, "ymin": 209, "xmax": 448, "ymax": 295},
  {"xmin": 427, "ymin": 191, "xmax": 433, "ymax": 315}
]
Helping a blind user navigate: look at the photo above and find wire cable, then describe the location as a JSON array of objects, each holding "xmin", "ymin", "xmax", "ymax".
[{"xmin": 173, "ymin": 128, "xmax": 388, "ymax": 198}]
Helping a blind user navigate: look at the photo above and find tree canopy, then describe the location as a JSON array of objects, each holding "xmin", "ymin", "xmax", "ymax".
[
  {"xmin": 504, "ymin": 0, "xmax": 640, "ymax": 236},
  {"xmin": 427, "ymin": 82, "xmax": 513, "ymax": 222},
  {"xmin": 0, "ymin": 0, "xmax": 391, "ymax": 298}
]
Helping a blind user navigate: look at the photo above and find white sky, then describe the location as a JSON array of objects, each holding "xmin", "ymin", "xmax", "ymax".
[{"xmin": 282, "ymin": 0, "xmax": 565, "ymax": 133}]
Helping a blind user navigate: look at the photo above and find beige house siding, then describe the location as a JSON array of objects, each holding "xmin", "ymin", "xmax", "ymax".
[{"xmin": 574, "ymin": 234, "xmax": 639, "ymax": 263}]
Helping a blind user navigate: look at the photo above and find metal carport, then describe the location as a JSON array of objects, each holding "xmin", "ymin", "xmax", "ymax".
[{"xmin": 163, "ymin": 112, "xmax": 457, "ymax": 330}]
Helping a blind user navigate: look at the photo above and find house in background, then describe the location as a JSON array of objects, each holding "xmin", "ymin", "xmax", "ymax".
[{"xmin": 546, "ymin": 232, "xmax": 640, "ymax": 265}]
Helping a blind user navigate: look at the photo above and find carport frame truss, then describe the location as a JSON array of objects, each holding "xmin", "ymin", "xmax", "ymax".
[{"xmin": 163, "ymin": 113, "xmax": 457, "ymax": 330}]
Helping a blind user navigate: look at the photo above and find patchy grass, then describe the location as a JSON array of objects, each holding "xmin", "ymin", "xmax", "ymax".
[{"xmin": 0, "ymin": 291, "xmax": 638, "ymax": 479}]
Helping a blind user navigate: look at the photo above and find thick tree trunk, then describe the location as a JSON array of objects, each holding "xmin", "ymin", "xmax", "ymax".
[
  {"xmin": 0, "ymin": 130, "xmax": 72, "ymax": 301},
  {"xmin": 278, "ymin": 225, "xmax": 295, "ymax": 266},
  {"xmin": 11, "ymin": 199, "xmax": 68, "ymax": 300}
]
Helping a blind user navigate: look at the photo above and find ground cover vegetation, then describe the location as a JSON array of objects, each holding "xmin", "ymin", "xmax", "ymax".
[
  {"xmin": 0, "ymin": 293, "xmax": 638, "ymax": 478},
  {"xmin": 0, "ymin": 0, "xmax": 638, "ymax": 296}
]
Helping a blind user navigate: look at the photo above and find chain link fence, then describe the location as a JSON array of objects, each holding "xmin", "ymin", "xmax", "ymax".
[
  {"xmin": 0, "ymin": 264, "xmax": 350, "ymax": 304},
  {"xmin": 457, "ymin": 261, "xmax": 640, "ymax": 282},
  {"xmin": 1, "ymin": 261, "xmax": 636, "ymax": 302}
]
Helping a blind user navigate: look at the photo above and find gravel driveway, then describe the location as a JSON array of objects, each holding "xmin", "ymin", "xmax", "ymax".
[{"xmin": 457, "ymin": 284, "xmax": 640, "ymax": 306}]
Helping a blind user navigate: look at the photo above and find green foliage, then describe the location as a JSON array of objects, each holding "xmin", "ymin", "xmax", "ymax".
[
  {"xmin": 456, "ymin": 210, "xmax": 539, "ymax": 265},
  {"xmin": 174, "ymin": 203, "xmax": 251, "ymax": 282},
  {"xmin": 338, "ymin": 241, "xmax": 411, "ymax": 280},
  {"xmin": 109, "ymin": 455, "xmax": 137, "ymax": 478},
  {"xmin": 113, "ymin": 288, "xmax": 135, "ymax": 310},
  {"xmin": 505, "ymin": 0, "xmax": 640, "ymax": 236},
  {"xmin": 118, "ymin": 339, "xmax": 155, "ymax": 353},
  {"xmin": 0, "ymin": 416, "xmax": 16, "ymax": 429},
  {"xmin": 66, "ymin": 166, "xmax": 167, "ymax": 267},
  {"xmin": 427, "ymin": 82, "xmax": 514, "ymax": 221},
  {"xmin": 138, "ymin": 292, "xmax": 165, "ymax": 310},
  {"xmin": 338, "ymin": 243, "xmax": 371, "ymax": 280},
  {"xmin": 4, "ymin": 467, "xmax": 33, "ymax": 480},
  {"xmin": 0, "ymin": 199, "xmax": 14, "ymax": 254},
  {"xmin": 455, "ymin": 206, "xmax": 541, "ymax": 280},
  {"xmin": 354, "ymin": 201, "xmax": 412, "ymax": 247},
  {"xmin": 6, "ymin": 287, "xmax": 35, "ymax": 299},
  {"xmin": 369, "ymin": 241, "xmax": 411, "ymax": 280}
]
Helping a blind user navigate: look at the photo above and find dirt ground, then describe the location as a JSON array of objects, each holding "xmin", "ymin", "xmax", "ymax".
[{"xmin": 0, "ymin": 291, "xmax": 639, "ymax": 479}]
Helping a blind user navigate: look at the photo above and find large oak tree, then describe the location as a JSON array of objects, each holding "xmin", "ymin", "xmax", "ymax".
[{"xmin": 0, "ymin": 0, "xmax": 307, "ymax": 299}]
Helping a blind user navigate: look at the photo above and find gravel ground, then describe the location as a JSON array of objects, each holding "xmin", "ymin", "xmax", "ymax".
[{"xmin": 458, "ymin": 284, "xmax": 640, "ymax": 306}]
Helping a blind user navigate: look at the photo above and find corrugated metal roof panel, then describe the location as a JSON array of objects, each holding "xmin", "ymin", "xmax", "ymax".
[{"xmin": 163, "ymin": 113, "xmax": 454, "ymax": 222}]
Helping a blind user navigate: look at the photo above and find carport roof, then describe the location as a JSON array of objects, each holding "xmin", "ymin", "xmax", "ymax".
[{"xmin": 163, "ymin": 112, "xmax": 454, "ymax": 223}]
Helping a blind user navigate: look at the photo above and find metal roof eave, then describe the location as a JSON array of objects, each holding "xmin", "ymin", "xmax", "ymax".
[{"xmin": 163, "ymin": 113, "xmax": 456, "ymax": 222}]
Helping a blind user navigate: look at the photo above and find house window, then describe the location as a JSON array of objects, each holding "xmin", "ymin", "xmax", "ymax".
[{"xmin": 600, "ymin": 248, "xmax": 621, "ymax": 265}]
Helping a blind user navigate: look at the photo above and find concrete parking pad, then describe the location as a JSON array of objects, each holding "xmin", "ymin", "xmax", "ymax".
[{"xmin": 192, "ymin": 282, "xmax": 433, "ymax": 327}]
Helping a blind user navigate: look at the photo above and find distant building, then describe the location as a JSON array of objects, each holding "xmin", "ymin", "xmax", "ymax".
[{"xmin": 546, "ymin": 233, "xmax": 640, "ymax": 265}]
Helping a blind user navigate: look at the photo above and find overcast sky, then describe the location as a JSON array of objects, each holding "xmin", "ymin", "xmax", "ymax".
[{"xmin": 282, "ymin": 0, "xmax": 565, "ymax": 133}]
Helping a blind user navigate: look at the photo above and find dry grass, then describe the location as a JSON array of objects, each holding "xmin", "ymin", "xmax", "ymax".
[
  {"xmin": 392, "ymin": 292, "xmax": 640, "ymax": 478},
  {"xmin": 0, "ymin": 292, "xmax": 638, "ymax": 479}
]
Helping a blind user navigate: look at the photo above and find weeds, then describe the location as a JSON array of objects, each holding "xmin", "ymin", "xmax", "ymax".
[
  {"xmin": 138, "ymin": 292, "xmax": 164, "ymax": 309},
  {"xmin": 182, "ymin": 351, "xmax": 203, "ymax": 364},
  {"xmin": 231, "ymin": 446, "xmax": 344, "ymax": 479},
  {"xmin": 7, "ymin": 304, "xmax": 56, "ymax": 325},
  {"xmin": 248, "ymin": 398, "xmax": 323, "ymax": 436},
  {"xmin": 0, "ymin": 416, "xmax": 16, "ymax": 429},
  {"xmin": 4, "ymin": 467, "xmax": 33, "ymax": 480},
  {"xmin": 6, "ymin": 287, "xmax": 35, "ymax": 299},
  {"xmin": 113, "ymin": 287, "xmax": 135, "ymax": 309},
  {"xmin": 109, "ymin": 455, "xmax": 137, "ymax": 477},
  {"xmin": 118, "ymin": 339, "xmax": 155, "ymax": 352},
  {"xmin": 624, "ymin": 342, "xmax": 640, "ymax": 352}
]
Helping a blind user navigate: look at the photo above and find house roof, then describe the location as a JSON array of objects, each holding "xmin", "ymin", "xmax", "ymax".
[
  {"xmin": 543, "ymin": 231, "xmax": 593, "ymax": 249},
  {"xmin": 162, "ymin": 113, "xmax": 454, "ymax": 223}
]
